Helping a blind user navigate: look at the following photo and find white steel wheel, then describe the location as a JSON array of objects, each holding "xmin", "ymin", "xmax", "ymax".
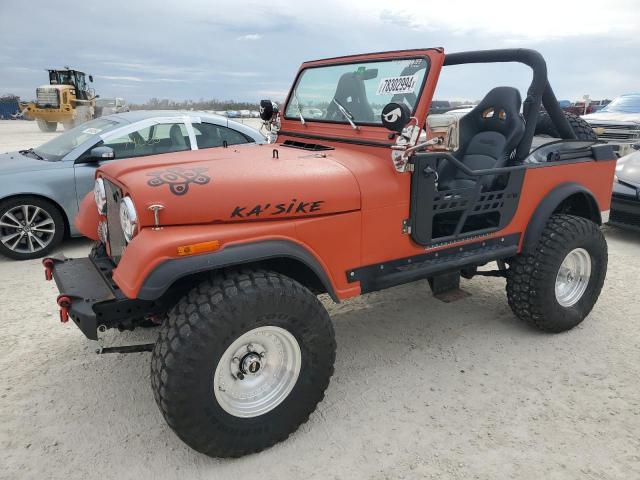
[
  {"xmin": 213, "ymin": 326, "xmax": 302, "ymax": 418},
  {"xmin": 555, "ymin": 247, "xmax": 592, "ymax": 307}
]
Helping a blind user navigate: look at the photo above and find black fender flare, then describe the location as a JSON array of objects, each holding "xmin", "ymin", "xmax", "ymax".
[
  {"xmin": 522, "ymin": 182, "xmax": 601, "ymax": 252},
  {"xmin": 137, "ymin": 239, "xmax": 338, "ymax": 302}
]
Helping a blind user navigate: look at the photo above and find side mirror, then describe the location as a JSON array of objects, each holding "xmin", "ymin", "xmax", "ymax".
[
  {"xmin": 259, "ymin": 99, "xmax": 279, "ymax": 121},
  {"xmin": 83, "ymin": 146, "xmax": 115, "ymax": 163},
  {"xmin": 381, "ymin": 102, "xmax": 411, "ymax": 132},
  {"xmin": 89, "ymin": 75, "xmax": 94, "ymax": 83}
]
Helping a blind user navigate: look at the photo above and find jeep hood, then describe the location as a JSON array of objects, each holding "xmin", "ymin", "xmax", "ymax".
[
  {"xmin": 98, "ymin": 144, "xmax": 361, "ymax": 227},
  {"xmin": 582, "ymin": 112, "xmax": 640, "ymax": 124}
]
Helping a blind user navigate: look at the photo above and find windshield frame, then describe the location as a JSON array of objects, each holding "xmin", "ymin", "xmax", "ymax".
[{"xmin": 283, "ymin": 55, "xmax": 431, "ymax": 128}]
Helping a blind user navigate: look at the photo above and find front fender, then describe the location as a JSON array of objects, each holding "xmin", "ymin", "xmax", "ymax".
[
  {"xmin": 110, "ymin": 218, "xmax": 356, "ymax": 302},
  {"xmin": 137, "ymin": 239, "xmax": 339, "ymax": 302},
  {"xmin": 0, "ymin": 168, "xmax": 79, "ymax": 234}
]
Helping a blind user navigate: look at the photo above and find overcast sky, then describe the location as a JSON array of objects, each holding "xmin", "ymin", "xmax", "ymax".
[{"xmin": 1, "ymin": 0, "xmax": 638, "ymax": 104}]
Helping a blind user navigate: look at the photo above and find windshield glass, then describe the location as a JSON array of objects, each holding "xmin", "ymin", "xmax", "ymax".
[
  {"xmin": 33, "ymin": 118, "xmax": 118, "ymax": 161},
  {"xmin": 600, "ymin": 95, "xmax": 640, "ymax": 113},
  {"xmin": 284, "ymin": 57, "xmax": 429, "ymax": 125}
]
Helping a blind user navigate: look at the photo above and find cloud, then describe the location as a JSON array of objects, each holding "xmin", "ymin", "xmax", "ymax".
[
  {"xmin": 219, "ymin": 71, "xmax": 260, "ymax": 77},
  {"xmin": 237, "ymin": 33, "xmax": 262, "ymax": 41},
  {"xmin": 98, "ymin": 75, "xmax": 143, "ymax": 82},
  {"xmin": 0, "ymin": 0, "xmax": 639, "ymax": 103}
]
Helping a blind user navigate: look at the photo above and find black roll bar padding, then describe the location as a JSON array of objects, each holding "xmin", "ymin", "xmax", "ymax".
[{"xmin": 443, "ymin": 49, "xmax": 576, "ymax": 159}]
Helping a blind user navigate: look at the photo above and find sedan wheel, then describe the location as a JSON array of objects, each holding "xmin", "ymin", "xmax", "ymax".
[{"xmin": 0, "ymin": 197, "xmax": 65, "ymax": 260}]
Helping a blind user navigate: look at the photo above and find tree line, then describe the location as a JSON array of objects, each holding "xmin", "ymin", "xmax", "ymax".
[{"xmin": 129, "ymin": 98, "xmax": 259, "ymax": 111}]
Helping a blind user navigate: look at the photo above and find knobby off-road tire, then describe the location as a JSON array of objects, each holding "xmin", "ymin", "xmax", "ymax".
[
  {"xmin": 535, "ymin": 111, "xmax": 598, "ymax": 141},
  {"xmin": 151, "ymin": 269, "xmax": 336, "ymax": 458},
  {"xmin": 506, "ymin": 214, "xmax": 607, "ymax": 332},
  {"xmin": 36, "ymin": 119, "xmax": 57, "ymax": 132}
]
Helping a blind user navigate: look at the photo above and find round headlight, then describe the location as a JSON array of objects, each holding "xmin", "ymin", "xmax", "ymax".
[
  {"xmin": 94, "ymin": 178, "xmax": 107, "ymax": 214},
  {"xmin": 119, "ymin": 196, "xmax": 138, "ymax": 243}
]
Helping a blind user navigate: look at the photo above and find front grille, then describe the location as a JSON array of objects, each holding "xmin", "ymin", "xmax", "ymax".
[
  {"xmin": 36, "ymin": 87, "xmax": 59, "ymax": 108},
  {"xmin": 588, "ymin": 122, "xmax": 640, "ymax": 142},
  {"xmin": 104, "ymin": 179, "xmax": 127, "ymax": 264}
]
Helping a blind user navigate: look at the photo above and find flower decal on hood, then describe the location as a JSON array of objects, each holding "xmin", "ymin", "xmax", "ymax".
[{"xmin": 146, "ymin": 167, "xmax": 210, "ymax": 196}]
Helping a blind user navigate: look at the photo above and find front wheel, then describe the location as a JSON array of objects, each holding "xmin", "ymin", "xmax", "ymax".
[
  {"xmin": 0, "ymin": 196, "xmax": 65, "ymax": 260},
  {"xmin": 151, "ymin": 269, "xmax": 336, "ymax": 457},
  {"xmin": 506, "ymin": 214, "xmax": 607, "ymax": 332},
  {"xmin": 36, "ymin": 119, "xmax": 57, "ymax": 132}
]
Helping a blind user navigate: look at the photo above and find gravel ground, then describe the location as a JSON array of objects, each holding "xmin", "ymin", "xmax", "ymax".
[{"xmin": 1, "ymin": 120, "xmax": 639, "ymax": 479}]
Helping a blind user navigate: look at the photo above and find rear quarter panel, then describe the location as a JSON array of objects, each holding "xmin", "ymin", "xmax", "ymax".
[{"xmin": 504, "ymin": 159, "xmax": 617, "ymax": 245}]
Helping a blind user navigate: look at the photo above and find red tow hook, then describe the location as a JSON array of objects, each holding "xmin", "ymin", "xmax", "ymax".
[
  {"xmin": 57, "ymin": 295, "xmax": 71, "ymax": 323},
  {"xmin": 43, "ymin": 258, "xmax": 54, "ymax": 281}
]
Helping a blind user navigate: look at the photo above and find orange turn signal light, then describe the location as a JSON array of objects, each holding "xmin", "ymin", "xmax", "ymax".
[{"xmin": 177, "ymin": 240, "xmax": 221, "ymax": 256}]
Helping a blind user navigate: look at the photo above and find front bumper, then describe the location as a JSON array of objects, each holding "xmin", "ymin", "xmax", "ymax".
[
  {"xmin": 44, "ymin": 247, "xmax": 176, "ymax": 340},
  {"xmin": 609, "ymin": 192, "xmax": 640, "ymax": 232},
  {"xmin": 45, "ymin": 255, "xmax": 116, "ymax": 340}
]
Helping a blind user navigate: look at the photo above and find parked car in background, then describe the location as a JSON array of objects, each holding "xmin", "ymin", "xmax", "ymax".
[
  {"xmin": 301, "ymin": 107, "xmax": 324, "ymax": 118},
  {"xmin": 95, "ymin": 97, "xmax": 129, "ymax": 117},
  {"xmin": 590, "ymin": 99, "xmax": 611, "ymax": 112},
  {"xmin": 250, "ymin": 110, "xmax": 260, "ymax": 118},
  {"xmin": 564, "ymin": 101, "xmax": 594, "ymax": 115},
  {"xmin": 609, "ymin": 150, "xmax": 640, "ymax": 231},
  {"xmin": 238, "ymin": 109, "xmax": 251, "ymax": 118},
  {"xmin": 428, "ymin": 100, "xmax": 451, "ymax": 114},
  {"xmin": 583, "ymin": 93, "xmax": 640, "ymax": 156},
  {"xmin": 0, "ymin": 111, "xmax": 265, "ymax": 260},
  {"xmin": 225, "ymin": 110, "xmax": 239, "ymax": 118}
]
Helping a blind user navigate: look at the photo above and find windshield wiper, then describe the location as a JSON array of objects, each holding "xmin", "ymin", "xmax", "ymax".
[
  {"xmin": 332, "ymin": 99, "xmax": 358, "ymax": 129},
  {"xmin": 293, "ymin": 93, "xmax": 306, "ymax": 125},
  {"xmin": 19, "ymin": 148, "xmax": 45, "ymax": 160}
]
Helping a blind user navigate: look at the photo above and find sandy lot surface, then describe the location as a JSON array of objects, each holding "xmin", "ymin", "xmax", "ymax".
[{"xmin": 1, "ymin": 120, "xmax": 640, "ymax": 479}]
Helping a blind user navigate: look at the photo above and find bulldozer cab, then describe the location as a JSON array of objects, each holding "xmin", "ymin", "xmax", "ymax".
[{"xmin": 48, "ymin": 68, "xmax": 92, "ymax": 100}]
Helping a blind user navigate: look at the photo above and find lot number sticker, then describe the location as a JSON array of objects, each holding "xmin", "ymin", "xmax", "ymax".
[
  {"xmin": 82, "ymin": 128, "xmax": 102, "ymax": 135},
  {"xmin": 376, "ymin": 75, "xmax": 417, "ymax": 95}
]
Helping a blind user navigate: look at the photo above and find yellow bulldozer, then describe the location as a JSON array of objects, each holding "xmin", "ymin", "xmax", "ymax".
[{"xmin": 20, "ymin": 67, "xmax": 98, "ymax": 132}]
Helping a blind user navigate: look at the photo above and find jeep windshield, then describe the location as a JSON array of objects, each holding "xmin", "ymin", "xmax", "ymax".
[
  {"xmin": 31, "ymin": 118, "xmax": 119, "ymax": 161},
  {"xmin": 284, "ymin": 57, "xmax": 428, "ymax": 126}
]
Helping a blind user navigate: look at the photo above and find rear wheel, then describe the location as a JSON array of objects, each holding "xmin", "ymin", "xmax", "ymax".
[
  {"xmin": 0, "ymin": 196, "xmax": 65, "ymax": 260},
  {"xmin": 535, "ymin": 111, "xmax": 598, "ymax": 141},
  {"xmin": 36, "ymin": 119, "xmax": 57, "ymax": 132},
  {"xmin": 506, "ymin": 214, "xmax": 607, "ymax": 332},
  {"xmin": 151, "ymin": 269, "xmax": 336, "ymax": 457}
]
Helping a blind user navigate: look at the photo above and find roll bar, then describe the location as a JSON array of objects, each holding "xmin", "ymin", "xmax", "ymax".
[{"xmin": 443, "ymin": 49, "xmax": 576, "ymax": 160}]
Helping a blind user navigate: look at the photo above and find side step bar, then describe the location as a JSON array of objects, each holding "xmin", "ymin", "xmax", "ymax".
[
  {"xmin": 347, "ymin": 233, "xmax": 520, "ymax": 294},
  {"xmin": 95, "ymin": 344, "xmax": 155, "ymax": 354}
]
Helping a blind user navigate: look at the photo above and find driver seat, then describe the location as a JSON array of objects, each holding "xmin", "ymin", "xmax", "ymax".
[
  {"xmin": 169, "ymin": 123, "xmax": 187, "ymax": 151},
  {"xmin": 437, "ymin": 86, "xmax": 525, "ymax": 191}
]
